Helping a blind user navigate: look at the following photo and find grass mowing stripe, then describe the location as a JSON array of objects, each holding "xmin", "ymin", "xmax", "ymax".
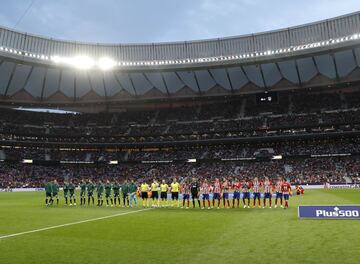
[{"xmin": 0, "ymin": 208, "xmax": 152, "ymax": 240}]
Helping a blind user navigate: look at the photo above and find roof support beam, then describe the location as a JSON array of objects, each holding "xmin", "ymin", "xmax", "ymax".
[
  {"xmin": 330, "ymin": 54, "xmax": 340, "ymax": 81},
  {"xmin": 225, "ymin": 68, "xmax": 234, "ymax": 92},
  {"xmin": 127, "ymin": 73, "xmax": 137, "ymax": 96},
  {"xmin": 193, "ymin": 71, "xmax": 201, "ymax": 94},
  {"xmin": 294, "ymin": 60, "xmax": 302, "ymax": 86},
  {"xmin": 40, "ymin": 68, "xmax": 48, "ymax": 101},
  {"xmin": 160, "ymin": 72, "xmax": 170, "ymax": 96}
]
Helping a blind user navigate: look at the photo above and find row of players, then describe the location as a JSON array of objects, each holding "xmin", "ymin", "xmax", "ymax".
[{"xmin": 45, "ymin": 177, "xmax": 293, "ymax": 209}]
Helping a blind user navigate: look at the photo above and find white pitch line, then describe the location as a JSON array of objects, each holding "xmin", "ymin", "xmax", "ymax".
[{"xmin": 0, "ymin": 208, "xmax": 152, "ymax": 240}]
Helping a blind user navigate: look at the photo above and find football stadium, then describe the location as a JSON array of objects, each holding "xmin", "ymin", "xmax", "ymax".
[{"xmin": 0, "ymin": 1, "xmax": 360, "ymax": 263}]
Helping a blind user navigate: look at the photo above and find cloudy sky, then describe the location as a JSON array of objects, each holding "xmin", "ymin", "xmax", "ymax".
[{"xmin": 0, "ymin": 0, "xmax": 359, "ymax": 44}]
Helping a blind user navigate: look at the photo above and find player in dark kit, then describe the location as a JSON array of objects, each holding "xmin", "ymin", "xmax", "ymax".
[
  {"xmin": 87, "ymin": 180, "xmax": 95, "ymax": 205},
  {"xmin": 51, "ymin": 179, "xmax": 59, "ymax": 206},
  {"xmin": 97, "ymin": 181, "xmax": 104, "ymax": 206},
  {"xmin": 190, "ymin": 178, "xmax": 201, "ymax": 208},
  {"xmin": 63, "ymin": 181, "xmax": 70, "ymax": 205},
  {"xmin": 105, "ymin": 180, "xmax": 113, "ymax": 207},
  {"xmin": 121, "ymin": 180, "xmax": 129, "ymax": 207},
  {"xmin": 45, "ymin": 181, "xmax": 52, "ymax": 206},
  {"xmin": 112, "ymin": 181, "xmax": 121, "ymax": 206},
  {"xmin": 68, "ymin": 181, "xmax": 76, "ymax": 206},
  {"xmin": 79, "ymin": 180, "xmax": 87, "ymax": 205}
]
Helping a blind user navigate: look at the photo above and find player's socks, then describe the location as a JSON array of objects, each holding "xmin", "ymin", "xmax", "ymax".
[
  {"xmin": 212, "ymin": 200, "xmax": 215, "ymax": 207},
  {"xmin": 227, "ymin": 200, "xmax": 230, "ymax": 208},
  {"xmin": 65, "ymin": 197, "xmax": 68, "ymax": 205},
  {"xmin": 197, "ymin": 200, "xmax": 201, "ymax": 208},
  {"xmin": 203, "ymin": 200, "xmax": 205, "ymax": 208},
  {"xmin": 45, "ymin": 199, "xmax": 48, "ymax": 205},
  {"xmin": 217, "ymin": 200, "xmax": 220, "ymax": 208}
]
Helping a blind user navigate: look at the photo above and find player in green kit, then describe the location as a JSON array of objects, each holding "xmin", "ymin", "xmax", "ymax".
[
  {"xmin": 112, "ymin": 181, "xmax": 121, "ymax": 206},
  {"xmin": 105, "ymin": 180, "xmax": 113, "ymax": 207},
  {"xmin": 128, "ymin": 180, "xmax": 138, "ymax": 208},
  {"xmin": 97, "ymin": 180, "xmax": 104, "ymax": 206},
  {"xmin": 51, "ymin": 179, "xmax": 60, "ymax": 206},
  {"xmin": 87, "ymin": 180, "xmax": 95, "ymax": 205},
  {"xmin": 79, "ymin": 179, "xmax": 87, "ymax": 205},
  {"xmin": 63, "ymin": 181, "xmax": 70, "ymax": 205},
  {"xmin": 68, "ymin": 180, "xmax": 76, "ymax": 206},
  {"xmin": 121, "ymin": 180, "xmax": 129, "ymax": 207},
  {"xmin": 45, "ymin": 181, "xmax": 53, "ymax": 206}
]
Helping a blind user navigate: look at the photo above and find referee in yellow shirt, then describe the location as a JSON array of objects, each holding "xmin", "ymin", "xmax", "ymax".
[
  {"xmin": 160, "ymin": 180, "xmax": 169, "ymax": 207},
  {"xmin": 170, "ymin": 178, "xmax": 180, "ymax": 207},
  {"xmin": 140, "ymin": 181, "xmax": 150, "ymax": 207}
]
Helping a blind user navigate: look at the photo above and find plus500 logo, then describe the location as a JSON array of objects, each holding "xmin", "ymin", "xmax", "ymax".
[{"xmin": 316, "ymin": 207, "xmax": 359, "ymax": 217}]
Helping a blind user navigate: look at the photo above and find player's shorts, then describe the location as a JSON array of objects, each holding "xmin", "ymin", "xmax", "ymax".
[
  {"xmin": 264, "ymin": 192, "xmax": 272, "ymax": 199},
  {"xmin": 283, "ymin": 194, "xmax": 289, "ymax": 200},
  {"xmin": 191, "ymin": 193, "xmax": 199, "ymax": 200},
  {"xmin": 141, "ymin": 192, "xmax": 148, "ymax": 199},
  {"xmin": 151, "ymin": 191, "xmax": 159, "ymax": 199},
  {"xmin": 113, "ymin": 192, "xmax": 120, "ymax": 198},
  {"xmin": 97, "ymin": 193, "xmax": 103, "ymax": 199},
  {"xmin": 46, "ymin": 192, "xmax": 52, "ymax": 197},
  {"xmin": 243, "ymin": 192, "xmax": 250, "ymax": 199},
  {"xmin": 233, "ymin": 191, "xmax": 240, "ymax": 199},
  {"xmin": 69, "ymin": 192, "xmax": 75, "ymax": 198},
  {"xmin": 253, "ymin": 192, "xmax": 261, "ymax": 199},
  {"xmin": 183, "ymin": 194, "xmax": 190, "ymax": 200},
  {"xmin": 105, "ymin": 193, "xmax": 111, "ymax": 198},
  {"xmin": 80, "ymin": 191, "xmax": 85, "ymax": 198},
  {"xmin": 171, "ymin": 192, "xmax": 179, "ymax": 200},
  {"xmin": 160, "ymin": 192, "xmax": 167, "ymax": 199},
  {"xmin": 64, "ymin": 192, "xmax": 69, "ymax": 198},
  {"xmin": 202, "ymin": 194, "xmax": 210, "ymax": 200},
  {"xmin": 87, "ymin": 192, "xmax": 94, "ymax": 197},
  {"xmin": 276, "ymin": 192, "xmax": 283, "ymax": 199},
  {"xmin": 213, "ymin": 193, "xmax": 221, "ymax": 200},
  {"xmin": 52, "ymin": 192, "xmax": 59, "ymax": 199},
  {"xmin": 223, "ymin": 192, "xmax": 229, "ymax": 199}
]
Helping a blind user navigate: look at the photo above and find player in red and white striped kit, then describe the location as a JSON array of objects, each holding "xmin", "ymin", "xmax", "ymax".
[
  {"xmin": 252, "ymin": 177, "xmax": 262, "ymax": 208},
  {"xmin": 274, "ymin": 177, "xmax": 284, "ymax": 208},
  {"xmin": 222, "ymin": 178, "xmax": 231, "ymax": 209},
  {"xmin": 281, "ymin": 179, "xmax": 292, "ymax": 209},
  {"xmin": 201, "ymin": 179, "xmax": 211, "ymax": 209},
  {"xmin": 212, "ymin": 178, "xmax": 222, "ymax": 209},
  {"xmin": 232, "ymin": 178, "xmax": 242, "ymax": 208},
  {"xmin": 181, "ymin": 180, "xmax": 191, "ymax": 209},
  {"xmin": 263, "ymin": 177, "xmax": 273, "ymax": 208}
]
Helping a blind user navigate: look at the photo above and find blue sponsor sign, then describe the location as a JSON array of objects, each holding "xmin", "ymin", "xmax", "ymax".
[{"xmin": 298, "ymin": 205, "xmax": 360, "ymax": 219}]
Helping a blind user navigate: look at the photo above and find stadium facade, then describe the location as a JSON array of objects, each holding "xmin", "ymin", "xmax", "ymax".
[{"xmin": 0, "ymin": 12, "xmax": 359, "ymax": 111}]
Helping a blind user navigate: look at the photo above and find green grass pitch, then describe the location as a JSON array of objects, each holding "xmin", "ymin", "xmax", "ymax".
[{"xmin": 0, "ymin": 189, "xmax": 359, "ymax": 264}]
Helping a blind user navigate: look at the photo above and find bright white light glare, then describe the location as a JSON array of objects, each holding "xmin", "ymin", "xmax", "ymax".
[
  {"xmin": 109, "ymin": 160, "xmax": 118, "ymax": 165},
  {"xmin": 22, "ymin": 159, "xmax": 33, "ymax": 164},
  {"xmin": 98, "ymin": 57, "xmax": 116, "ymax": 70},
  {"xmin": 272, "ymin": 155, "xmax": 283, "ymax": 160},
  {"xmin": 187, "ymin": 159, "xmax": 197, "ymax": 163},
  {"xmin": 70, "ymin": 55, "xmax": 95, "ymax": 69}
]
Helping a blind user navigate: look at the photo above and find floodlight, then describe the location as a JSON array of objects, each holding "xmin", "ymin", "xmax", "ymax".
[{"xmin": 98, "ymin": 57, "xmax": 116, "ymax": 70}]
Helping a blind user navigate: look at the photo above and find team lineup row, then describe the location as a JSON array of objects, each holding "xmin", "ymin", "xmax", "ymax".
[{"xmin": 45, "ymin": 177, "xmax": 295, "ymax": 209}]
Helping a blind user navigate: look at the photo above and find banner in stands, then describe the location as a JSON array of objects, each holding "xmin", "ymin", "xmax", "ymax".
[{"xmin": 298, "ymin": 205, "xmax": 360, "ymax": 219}]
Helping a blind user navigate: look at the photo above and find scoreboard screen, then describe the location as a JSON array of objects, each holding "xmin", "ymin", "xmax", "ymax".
[{"xmin": 256, "ymin": 92, "xmax": 278, "ymax": 104}]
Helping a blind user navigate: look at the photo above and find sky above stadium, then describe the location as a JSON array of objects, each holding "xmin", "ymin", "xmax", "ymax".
[{"xmin": 0, "ymin": 0, "xmax": 359, "ymax": 44}]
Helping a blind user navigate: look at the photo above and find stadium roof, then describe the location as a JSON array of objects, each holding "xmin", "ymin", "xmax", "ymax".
[{"xmin": 0, "ymin": 11, "xmax": 359, "ymax": 108}]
